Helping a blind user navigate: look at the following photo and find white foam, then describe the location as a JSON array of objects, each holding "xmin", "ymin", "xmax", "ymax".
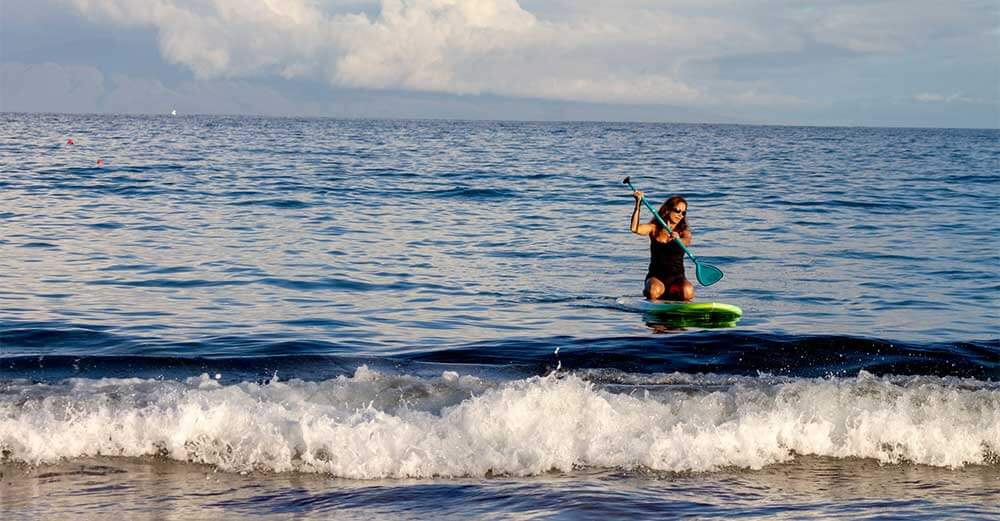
[{"xmin": 2, "ymin": 369, "xmax": 998, "ymax": 478}]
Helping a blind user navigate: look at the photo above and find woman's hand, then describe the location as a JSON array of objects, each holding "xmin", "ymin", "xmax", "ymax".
[
  {"xmin": 633, "ymin": 190, "xmax": 644, "ymax": 202},
  {"xmin": 670, "ymin": 231, "xmax": 681, "ymax": 242}
]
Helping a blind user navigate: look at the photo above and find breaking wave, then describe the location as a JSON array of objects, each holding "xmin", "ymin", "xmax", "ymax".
[{"xmin": 3, "ymin": 368, "xmax": 998, "ymax": 477}]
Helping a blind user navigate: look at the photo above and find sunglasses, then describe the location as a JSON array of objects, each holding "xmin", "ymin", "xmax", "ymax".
[{"xmin": 670, "ymin": 207, "xmax": 687, "ymax": 216}]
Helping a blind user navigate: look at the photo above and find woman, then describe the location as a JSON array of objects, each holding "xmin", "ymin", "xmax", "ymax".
[{"xmin": 630, "ymin": 191, "xmax": 695, "ymax": 301}]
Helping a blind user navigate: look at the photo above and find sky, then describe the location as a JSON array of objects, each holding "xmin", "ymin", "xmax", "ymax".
[{"xmin": 1, "ymin": 0, "xmax": 997, "ymax": 128}]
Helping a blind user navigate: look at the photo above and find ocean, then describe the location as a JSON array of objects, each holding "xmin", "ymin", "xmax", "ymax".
[{"xmin": 1, "ymin": 113, "xmax": 998, "ymax": 519}]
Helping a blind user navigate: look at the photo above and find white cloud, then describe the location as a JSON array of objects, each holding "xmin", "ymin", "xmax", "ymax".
[
  {"xmin": 913, "ymin": 92, "xmax": 986, "ymax": 104},
  {"xmin": 64, "ymin": 0, "xmax": 998, "ymax": 110},
  {"xmin": 914, "ymin": 93, "xmax": 947, "ymax": 103},
  {"xmin": 66, "ymin": 0, "xmax": 709, "ymax": 105}
]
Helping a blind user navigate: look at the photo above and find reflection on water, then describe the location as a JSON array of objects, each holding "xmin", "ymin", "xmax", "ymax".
[{"xmin": 3, "ymin": 456, "xmax": 998, "ymax": 519}]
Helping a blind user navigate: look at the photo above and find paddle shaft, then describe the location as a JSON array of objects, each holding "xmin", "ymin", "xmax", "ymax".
[{"xmin": 626, "ymin": 179, "xmax": 697, "ymax": 262}]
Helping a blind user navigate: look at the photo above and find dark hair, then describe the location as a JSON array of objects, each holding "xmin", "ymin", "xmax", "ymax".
[{"xmin": 651, "ymin": 195, "xmax": 689, "ymax": 234}]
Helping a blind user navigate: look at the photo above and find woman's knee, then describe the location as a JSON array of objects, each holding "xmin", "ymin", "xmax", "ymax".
[
  {"xmin": 682, "ymin": 280, "xmax": 695, "ymax": 301},
  {"xmin": 644, "ymin": 278, "xmax": 665, "ymax": 299}
]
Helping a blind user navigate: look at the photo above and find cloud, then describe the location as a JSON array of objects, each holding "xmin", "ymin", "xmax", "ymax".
[
  {"xmin": 66, "ymin": 0, "xmax": 711, "ymax": 105},
  {"xmin": 47, "ymin": 0, "xmax": 1000, "ymax": 118},
  {"xmin": 913, "ymin": 92, "xmax": 987, "ymax": 104}
]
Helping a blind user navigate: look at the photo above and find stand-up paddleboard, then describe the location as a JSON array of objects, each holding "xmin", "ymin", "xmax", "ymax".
[{"xmin": 616, "ymin": 297, "xmax": 743, "ymax": 327}]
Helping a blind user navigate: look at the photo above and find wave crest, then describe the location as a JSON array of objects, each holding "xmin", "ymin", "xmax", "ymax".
[{"xmin": 2, "ymin": 369, "xmax": 998, "ymax": 477}]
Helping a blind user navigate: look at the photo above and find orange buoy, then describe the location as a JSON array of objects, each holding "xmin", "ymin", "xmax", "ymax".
[
  {"xmin": 96, "ymin": 159, "xmax": 104, "ymax": 166},
  {"xmin": 67, "ymin": 138, "xmax": 74, "ymax": 145}
]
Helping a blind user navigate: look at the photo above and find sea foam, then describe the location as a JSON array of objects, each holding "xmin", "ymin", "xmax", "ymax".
[{"xmin": 2, "ymin": 368, "xmax": 998, "ymax": 477}]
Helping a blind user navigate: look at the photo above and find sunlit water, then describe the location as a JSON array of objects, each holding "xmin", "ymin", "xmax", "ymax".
[{"xmin": 1, "ymin": 114, "xmax": 998, "ymax": 518}]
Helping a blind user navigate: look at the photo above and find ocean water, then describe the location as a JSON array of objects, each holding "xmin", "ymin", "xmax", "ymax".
[{"xmin": 1, "ymin": 113, "xmax": 998, "ymax": 519}]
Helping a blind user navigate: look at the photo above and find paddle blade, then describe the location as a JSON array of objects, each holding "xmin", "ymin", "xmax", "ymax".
[{"xmin": 695, "ymin": 262, "xmax": 724, "ymax": 286}]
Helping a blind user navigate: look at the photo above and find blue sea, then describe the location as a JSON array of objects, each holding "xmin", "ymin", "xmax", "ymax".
[{"xmin": 1, "ymin": 113, "xmax": 998, "ymax": 519}]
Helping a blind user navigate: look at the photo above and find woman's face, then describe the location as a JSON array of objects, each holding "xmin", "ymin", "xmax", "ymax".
[{"xmin": 666, "ymin": 202, "xmax": 687, "ymax": 224}]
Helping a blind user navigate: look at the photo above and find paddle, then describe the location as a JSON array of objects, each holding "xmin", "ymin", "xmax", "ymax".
[{"xmin": 623, "ymin": 176, "xmax": 724, "ymax": 286}]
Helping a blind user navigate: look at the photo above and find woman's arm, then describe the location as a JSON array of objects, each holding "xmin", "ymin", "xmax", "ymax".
[{"xmin": 630, "ymin": 191, "xmax": 655, "ymax": 235}]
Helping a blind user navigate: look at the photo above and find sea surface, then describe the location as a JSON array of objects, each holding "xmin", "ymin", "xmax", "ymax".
[{"xmin": 1, "ymin": 113, "xmax": 998, "ymax": 519}]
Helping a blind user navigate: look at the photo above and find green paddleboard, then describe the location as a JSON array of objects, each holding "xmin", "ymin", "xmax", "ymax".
[{"xmin": 616, "ymin": 297, "xmax": 743, "ymax": 326}]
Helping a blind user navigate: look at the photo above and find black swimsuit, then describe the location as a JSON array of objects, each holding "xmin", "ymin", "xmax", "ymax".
[{"xmin": 646, "ymin": 235, "xmax": 686, "ymax": 284}]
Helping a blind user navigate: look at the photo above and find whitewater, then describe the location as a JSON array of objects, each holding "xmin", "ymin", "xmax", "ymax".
[{"xmin": 5, "ymin": 368, "xmax": 998, "ymax": 477}]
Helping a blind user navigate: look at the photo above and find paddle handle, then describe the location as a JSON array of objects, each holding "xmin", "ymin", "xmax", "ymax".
[{"xmin": 626, "ymin": 178, "xmax": 696, "ymax": 261}]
